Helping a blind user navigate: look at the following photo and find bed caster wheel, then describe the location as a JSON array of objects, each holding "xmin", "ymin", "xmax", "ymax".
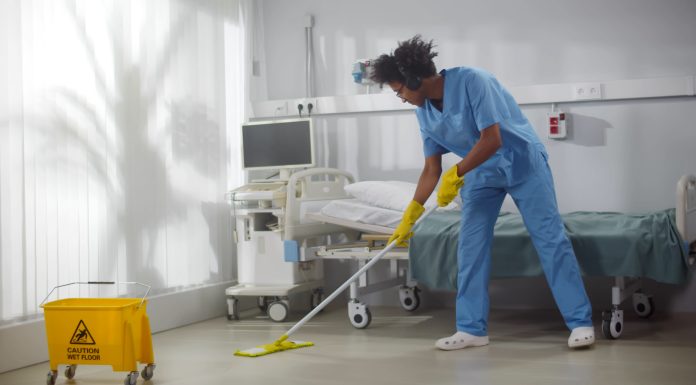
[
  {"xmin": 632, "ymin": 292, "xmax": 655, "ymax": 318},
  {"xmin": 399, "ymin": 286, "xmax": 421, "ymax": 312},
  {"xmin": 311, "ymin": 289, "xmax": 324, "ymax": 311},
  {"xmin": 124, "ymin": 371, "xmax": 139, "ymax": 385},
  {"xmin": 602, "ymin": 309, "xmax": 623, "ymax": 339},
  {"xmin": 226, "ymin": 297, "xmax": 239, "ymax": 321},
  {"xmin": 267, "ymin": 301, "xmax": 289, "ymax": 322},
  {"xmin": 64, "ymin": 364, "xmax": 77, "ymax": 379},
  {"xmin": 141, "ymin": 364, "xmax": 155, "ymax": 381},
  {"xmin": 348, "ymin": 301, "xmax": 372, "ymax": 329},
  {"xmin": 46, "ymin": 370, "xmax": 57, "ymax": 385}
]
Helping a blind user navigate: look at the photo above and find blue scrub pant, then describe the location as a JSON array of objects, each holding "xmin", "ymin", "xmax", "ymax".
[{"xmin": 456, "ymin": 153, "xmax": 592, "ymax": 336}]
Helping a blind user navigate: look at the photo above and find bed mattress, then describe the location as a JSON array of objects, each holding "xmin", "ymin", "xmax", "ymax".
[{"xmin": 319, "ymin": 199, "xmax": 403, "ymax": 229}]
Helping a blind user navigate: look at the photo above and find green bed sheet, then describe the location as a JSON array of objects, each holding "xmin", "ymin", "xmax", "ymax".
[{"xmin": 409, "ymin": 209, "xmax": 689, "ymax": 290}]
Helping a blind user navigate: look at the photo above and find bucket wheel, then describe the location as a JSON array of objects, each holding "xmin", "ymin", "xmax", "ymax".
[
  {"xmin": 64, "ymin": 365, "xmax": 77, "ymax": 379},
  {"xmin": 141, "ymin": 364, "xmax": 156, "ymax": 381},
  {"xmin": 124, "ymin": 371, "xmax": 139, "ymax": 385},
  {"xmin": 46, "ymin": 371, "xmax": 57, "ymax": 385}
]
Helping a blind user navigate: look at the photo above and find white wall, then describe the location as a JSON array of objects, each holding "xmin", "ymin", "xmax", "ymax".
[{"xmin": 258, "ymin": 0, "xmax": 696, "ymax": 312}]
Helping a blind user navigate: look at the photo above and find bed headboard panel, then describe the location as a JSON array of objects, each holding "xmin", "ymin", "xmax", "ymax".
[
  {"xmin": 676, "ymin": 174, "xmax": 696, "ymax": 247},
  {"xmin": 284, "ymin": 168, "xmax": 356, "ymax": 241}
]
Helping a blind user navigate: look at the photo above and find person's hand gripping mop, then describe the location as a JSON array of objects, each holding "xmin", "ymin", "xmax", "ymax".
[
  {"xmin": 437, "ymin": 165, "xmax": 464, "ymax": 207},
  {"xmin": 388, "ymin": 200, "xmax": 426, "ymax": 247}
]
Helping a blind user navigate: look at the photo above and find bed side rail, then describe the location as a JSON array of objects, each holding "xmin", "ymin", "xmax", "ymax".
[{"xmin": 676, "ymin": 174, "xmax": 696, "ymax": 260}]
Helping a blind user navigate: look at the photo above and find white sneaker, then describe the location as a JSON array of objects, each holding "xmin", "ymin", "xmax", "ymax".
[
  {"xmin": 568, "ymin": 326, "xmax": 595, "ymax": 348},
  {"xmin": 435, "ymin": 331, "xmax": 489, "ymax": 351}
]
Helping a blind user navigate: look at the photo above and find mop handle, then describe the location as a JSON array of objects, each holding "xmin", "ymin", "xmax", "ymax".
[{"xmin": 283, "ymin": 206, "xmax": 437, "ymax": 339}]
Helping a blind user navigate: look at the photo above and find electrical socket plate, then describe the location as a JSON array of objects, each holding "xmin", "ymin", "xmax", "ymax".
[
  {"xmin": 292, "ymin": 98, "xmax": 318, "ymax": 116},
  {"xmin": 572, "ymin": 82, "xmax": 602, "ymax": 101}
]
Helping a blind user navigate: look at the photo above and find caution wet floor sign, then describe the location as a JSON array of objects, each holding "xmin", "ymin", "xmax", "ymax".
[
  {"xmin": 70, "ymin": 320, "xmax": 96, "ymax": 345},
  {"xmin": 66, "ymin": 320, "xmax": 100, "ymax": 361}
]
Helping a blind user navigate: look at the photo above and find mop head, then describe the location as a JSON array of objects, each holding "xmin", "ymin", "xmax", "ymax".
[{"xmin": 235, "ymin": 334, "xmax": 314, "ymax": 357}]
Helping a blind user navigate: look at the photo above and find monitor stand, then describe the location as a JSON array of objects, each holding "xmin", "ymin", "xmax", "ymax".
[
  {"xmin": 251, "ymin": 169, "xmax": 293, "ymax": 184},
  {"xmin": 278, "ymin": 169, "xmax": 292, "ymax": 181}
]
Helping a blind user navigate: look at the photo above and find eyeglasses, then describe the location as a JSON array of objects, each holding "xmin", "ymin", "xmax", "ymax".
[{"xmin": 395, "ymin": 84, "xmax": 406, "ymax": 100}]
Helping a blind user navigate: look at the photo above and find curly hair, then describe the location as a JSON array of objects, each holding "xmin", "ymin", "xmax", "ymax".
[{"xmin": 369, "ymin": 35, "xmax": 438, "ymax": 85}]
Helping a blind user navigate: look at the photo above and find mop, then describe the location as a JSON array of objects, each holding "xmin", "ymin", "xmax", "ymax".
[{"xmin": 235, "ymin": 206, "xmax": 437, "ymax": 357}]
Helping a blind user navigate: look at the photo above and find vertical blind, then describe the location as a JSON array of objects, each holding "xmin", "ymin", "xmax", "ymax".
[{"xmin": 0, "ymin": 0, "xmax": 251, "ymax": 322}]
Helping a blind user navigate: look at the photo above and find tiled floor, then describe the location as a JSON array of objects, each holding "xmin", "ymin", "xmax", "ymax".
[{"xmin": 2, "ymin": 305, "xmax": 695, "ymax": 385}]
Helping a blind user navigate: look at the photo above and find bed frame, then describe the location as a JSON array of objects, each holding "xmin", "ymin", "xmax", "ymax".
[
  {"xmin": 283, "ymin": 168, "xmax": 696, "ymax": 337},
  {"xmin": 677, "ymin": 175, "xmax": 696, "ymax": 256}
]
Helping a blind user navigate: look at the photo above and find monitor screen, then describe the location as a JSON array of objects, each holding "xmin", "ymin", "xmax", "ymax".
[{"xmin": 241, "ymin": 119, "xmax": 314, "ymax": 170}]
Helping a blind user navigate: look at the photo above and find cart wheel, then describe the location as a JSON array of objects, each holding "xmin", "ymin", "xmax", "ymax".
[
  {"xmin": 226, "ymin": 297, "xmax": 239, "ymax": 321},
  {"xmin": 399, "ymin": 286, "xmax": 421, "ymax": 312},
  {"xmin": 348, "ymin": 302, "xmax": 372, "ymax": 329},
  {"xmin": 64, "ymin": 364, "xmax": 77, "ymax": 379},
  {"xmin": 602, "ymin": 309, "xmax": 624, "ymax": 339},
  {"xmin": 124, "ymin": 371, "xmax": 139, "ymax": 385},
  {"xmin": 257, "ymin": 296, "xmax": 270, "ymax": 312},
  {"xmin": 632, "ymin": 292, "xmax": 655, "ymax": 319},
  {"xmin": 310, "ymin": 289, "xmax": 324, "ymax": 311},
  {"xmin": 141, "ymin": 364, "xmax": 156, "ymax": 381},
  {"xmin": 46, "ymin": 370, "xmax": 57, "ymax": 385},
  {"xmin": 267, "ymin": 301, "xmax": 289, "ymax": 322}
]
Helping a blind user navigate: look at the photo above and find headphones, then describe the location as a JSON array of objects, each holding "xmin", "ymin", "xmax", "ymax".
[
  {"xmin": 397, "ymin": 63, "xmax": 422, "ymax": 91},
  {"xmin": 397, "ymin": 61, "xmax": 436, "ymax": 91},
  {"xmin": 404, "ymin": 74, "xmax": 423, "ymax": 91}
]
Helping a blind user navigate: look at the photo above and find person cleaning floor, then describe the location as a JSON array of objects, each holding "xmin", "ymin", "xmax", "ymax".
[{"xmin": 369, "ymin": 35, "xmax": 595, "ymax": 350}]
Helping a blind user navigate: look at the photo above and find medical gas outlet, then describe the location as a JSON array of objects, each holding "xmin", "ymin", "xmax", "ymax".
[{"xmin": 547, "ymin": 111, "xmax": 568, "ymax": 139}]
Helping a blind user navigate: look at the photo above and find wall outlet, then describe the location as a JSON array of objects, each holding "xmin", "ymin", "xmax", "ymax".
[
  {"xmin": 292, "ymin": 98, "xmax": 318, "ymax": 117},
  {"xmin": 572, "ymin": 82, "xmax": 603, "ymax": 101}
]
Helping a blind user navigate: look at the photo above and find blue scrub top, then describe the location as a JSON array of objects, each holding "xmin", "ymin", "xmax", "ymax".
[{"xmin": 415, "ymin": 67, "xmax": 546, "ymax": 186}]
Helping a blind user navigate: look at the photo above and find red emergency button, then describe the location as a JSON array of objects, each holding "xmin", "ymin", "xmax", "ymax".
[{"xmin": 550, "ymin": 125, "xmax": 559, "ymax": 134}]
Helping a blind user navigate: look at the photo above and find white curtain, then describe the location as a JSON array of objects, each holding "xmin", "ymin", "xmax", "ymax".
[{"xmin": 0, "ymin": 0, "xmax": 252, "ymax": 322}]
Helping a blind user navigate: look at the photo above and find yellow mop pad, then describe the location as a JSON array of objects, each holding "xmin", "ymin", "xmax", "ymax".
[{"xmin": 234, "ymin": 334, "xmax": 313, "ymax": 357}]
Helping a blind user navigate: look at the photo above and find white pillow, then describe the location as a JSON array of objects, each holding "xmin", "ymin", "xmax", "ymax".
[{"xmin": 344, "ymin": 181, "xmax": 460, "ymax": 212}]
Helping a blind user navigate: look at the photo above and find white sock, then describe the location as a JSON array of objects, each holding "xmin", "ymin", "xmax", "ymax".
[
  {"xmin": 568, "ymin": 326, "xmax": 595, "ymax": 348},
  {"xmin": 435, "ymin": 331, "xmax": 489, "ymax": 351}
]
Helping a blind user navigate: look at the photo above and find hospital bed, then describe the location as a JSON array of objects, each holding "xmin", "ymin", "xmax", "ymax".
[{"xmin": 282, "ymin": 168, "xmax": 696, "ymax": 339}]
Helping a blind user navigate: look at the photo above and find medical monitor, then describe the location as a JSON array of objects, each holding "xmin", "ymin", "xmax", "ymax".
[{"xmin": 241, "ymin": 118, "xmax": 314, "ymax": 171}]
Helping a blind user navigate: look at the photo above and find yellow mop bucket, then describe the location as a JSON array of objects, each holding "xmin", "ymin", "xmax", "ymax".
[{"xmin": 40, "ymin": 282, "xmax": 155, "ymax": 385}]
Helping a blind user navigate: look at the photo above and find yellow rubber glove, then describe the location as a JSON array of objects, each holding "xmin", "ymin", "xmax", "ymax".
[
  {"xmin": 437, "ymin": 164, "xmax": 465, "ymax": 207},
  {"xmin": 388, "ymin": 200, "xmax": 425, "ymax": 247}
]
